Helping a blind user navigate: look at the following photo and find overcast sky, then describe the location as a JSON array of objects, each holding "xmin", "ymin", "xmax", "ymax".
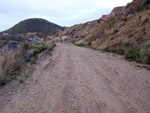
[{"xmin": 0, "ymin": 0, "xmax": 132, "ymax": 32}]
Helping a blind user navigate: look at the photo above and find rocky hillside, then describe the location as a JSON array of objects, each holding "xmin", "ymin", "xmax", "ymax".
[
  {"xmin": 53, "ymin": 0, "xmax": 150, "ymax": 49},
  {"xmin": 0, "ymin": 18, "xmax": 64, "ymax": 35},
  {"xmin": 76, "ymin": 0, "xmax": 150, "ymax": 49},
  {"xmin": 53, "ymin": 20, "xmax": 98, "ymax": 42},
  {"xmin": 53, "ymin": 0, "xmax": 150, "ymax": 65}
]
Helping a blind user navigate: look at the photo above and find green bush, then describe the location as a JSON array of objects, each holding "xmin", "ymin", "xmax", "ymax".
[
  {"xmin": 33, "ymin": 49, "xmax": 40, "ymax": 55},
  {"xmin": 126, "ymin": 47, "xmax": 140, "ymax": 61},
  {"xmin": 137, "ymin": 50, "xmax": 147, "ymax": 64},
  {"xmin": 11, "ymin": 75, "xmax": 17, "ymax": 80},
  {"xmin": 91, "ymin": 47, "xmax": 97, "ymax": 50},
  {"xmin": 105, "ymin": 46, "xmax": 117, "ymax": 53},
  {"xmin": 31, "ymin": 57, "xmax": 37, "ymax": 64},
  {"xmin": 19, "ymin": 78, "xmax": 24, "ymax": 83},
  {"xmin": 144, "ymin": 44, "xmax": 150, "ymax": 49},
  {"xmin": 13, "ymin": 62, "xmax": 22, "ymax": 71},
  {"xmin": 114, "ymin": 30, "xmax": 119, "ymax": 33},
  {"xmin": 25, "ymin": 74, "xmax": 29, "ymax": 79},
  {"xmin": 105, "ymin": 46, "xmax": 125, "ymax": 55},
  {"xmin": 124, "ymin": 42, "xmax": 131, "ymax": 47},
  {"xmin": 22, "ymin": 43, "xmax": 29, "ymax": 50},
  {"xmin": 115, "ymin": 48, "xmax": 125, "ymax": 55},
  {"xmin": 38, "ymin": 46, "xmax": 48, "ymax": 52},
  {"xmin": 77, "ymin": 43, "xmax": 85, "ymax": 47},
  {"xmin": 126, "ymin": 44, "xmax": 150, "ymax": 64},
  {"xmin": 147, "ymin": 52, "xmax": 150, "ymax": 64},
  {"xmin": 105, "ymin": 46, "xmax": 111, "ymax": 52},
  {"xmin": 138, "ymin": 50, "xmax": 150, "ymax": 64}
]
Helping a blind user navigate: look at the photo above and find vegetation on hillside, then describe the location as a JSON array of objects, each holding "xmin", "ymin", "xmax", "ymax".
[
  {"xmin": 0, "ymin": 42, "xmax": 56, "ymax": 86},
  {"xmin": 68, "ymin": 0, "xmax": 150, "ymax": 66}
]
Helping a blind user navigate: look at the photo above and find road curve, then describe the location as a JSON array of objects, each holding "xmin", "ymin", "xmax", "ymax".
[{"xmin": 1, "ymin": 43, "xmax": 150, "ymax": 113}]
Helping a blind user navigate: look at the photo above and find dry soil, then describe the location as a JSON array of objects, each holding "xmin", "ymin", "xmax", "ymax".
[{"xmin": 0, "ymin": 43, "xmax": 150, "ymax": 113}]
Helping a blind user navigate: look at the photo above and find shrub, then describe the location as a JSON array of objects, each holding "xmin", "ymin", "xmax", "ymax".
[
  {"xmin": 33, "ymin": 49, "xmax": 40, "ymax": 55},
  {"xmin": 19, "ymin": 78, "xmax": 24, "ymax": 83},
  {"xmin": 77, "ymin": 43, "xmax": 85, "ymax": 47},
  {"xmin": 31, "ymin": 57, "xmax": 37, "ymax": 64},
  {"xmin": 48, "ymin": 43, "xmax": 56, "ymax": 51},
  {"xmin": 124, "ymin": 18, "xmax": 127, "ymax": 22},
  {"xmin": 126, "ymin": 45, "xmax": 150, "ymax": 64},
  {"xmin": 38, "ymin": 46, "xmax": 48, "ymax": 52},
  {"xmin": 22, "ymin": 43, "xmax": 29, "ymax": 50},
  {"xmin": 144, "ymin": 44, "xmax": 150, "ymax": 49},
  {"xmin": 105, "ymin": 46, "xmax": 111, "ymax": 52},
  {"xmin": 0, "ymin": 51, "xmax": 21, "ymax": 85},
  {"xmin": 91, "ymin": 47, "xmax": 97, "ymax": 50},
  {"xmin": 25, "ymin": 74, "xmax": 29, "ymax": 79},
  {"xmin": 29, "ymin": 68, "xmax": 34, "ymax": 73},
  {"xmin": 147, "ymin": 52, "xmax": 150, "ymax": 64},
  {"xmin": 12, "ymin": 75, "xmax": 17, "ymax": 80},
  {"xmin": 114, "ymin": 30, "xmax": 119, "ymax": 33},
  {"xmin": 138, "ymin": 48, "xmax": 150, "ymax": 64},
  {"xmin": 124, "ymin": 42, "xmax": 130, "ymax": 47},
  {"xmin": 13, "ymin": 62, "xmax": 22, "ymax": 71},
  {"xmin": 105, "ymin": 46, "xmax": 125, "ymax": 55},
  {"xmin": 126, "ymin": 47, "xmax": 140, "ymax": 61},
  {"xmin": 115, "ymin": 48, "xmax": 125, "ymax": 55},
  {"xmin": 0, "ymin": 51, "xmax": 16, "ymax": 78},
  {"xmin": 105, "ymin": 46, "xmax": 117, "ymax": 53},
  {"xmin": 137, "ymin": 50, "xmax": 147, "ymax": 64}
]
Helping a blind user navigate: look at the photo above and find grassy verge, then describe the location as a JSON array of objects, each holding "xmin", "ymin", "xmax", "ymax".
[
  {"xmin": 76, "ymin": 43, "xmax": 98, "ymax": 51},
  {"xmin": 126, "ymin": 45, "xmax": 150, "ymax": 65},
  {"xmin": 105, "ymin": 42, "xmax": 150, "ymax": 65},
  {"xmin": 105, "ymin": 46, "xmax": 125, "ymax": 55},
  {"xmin": 76, "ymin": 43, "xmax": 86, "ymax": 47},
  {"xmin": 76, "ymin": 42, "xmax": 150, "ymax": 66}
]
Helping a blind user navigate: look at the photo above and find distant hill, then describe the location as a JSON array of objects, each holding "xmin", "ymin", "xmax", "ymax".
[{"xmin": 0, "ymin": 18, "xmax": 64, "ymax": 35}]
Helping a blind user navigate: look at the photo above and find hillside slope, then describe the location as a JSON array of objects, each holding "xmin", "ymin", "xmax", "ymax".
[
  {"xmin": 78, "ymin": 0, "xmax": 150, "ymax": 49},
  {"xmin": 54, "ymin": 0, "xmax": 150, "ymax": 48},
  {"xmin": 53, "ymin": 0, "xmax": 150, "ymax": 65},
  {"xmin": 56, "ymin": 20, "xmax": 98, "ymax": 42},
  {"xmin": 76, "ymin": 0, "xmax": 150, "ymax": 49},
  {"xmin": 1, "ymin": 18, "xmax": 64, "ymax": 35}
]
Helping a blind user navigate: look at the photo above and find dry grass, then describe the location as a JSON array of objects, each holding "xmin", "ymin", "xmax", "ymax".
[
  {"xmin": 0, "ymin": 51, "xmax": 17, "ymax": 80},
  {"xmin": 0, "ymin": 41, "xmax": 56, "ymax": 86}
]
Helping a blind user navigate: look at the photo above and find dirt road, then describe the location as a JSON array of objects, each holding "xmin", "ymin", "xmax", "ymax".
[{"xmin": 1, "ymin": 43, "xmax": 150, "ymax": 113}]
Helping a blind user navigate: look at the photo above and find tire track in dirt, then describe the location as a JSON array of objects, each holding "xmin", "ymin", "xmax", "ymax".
[{"xmin": 0, "ymin": 43, "xmax": 150, "ymax": 113}]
